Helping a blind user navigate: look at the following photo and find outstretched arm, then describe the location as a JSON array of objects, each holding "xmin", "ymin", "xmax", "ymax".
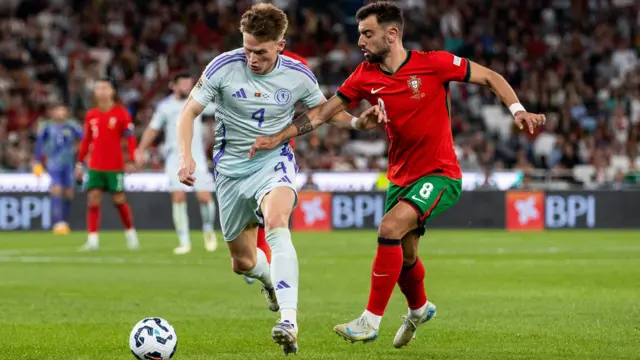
[
  {"xmin": 249, "ymin": 96, "xmax": 384, "ymax": 158},
  {"xmin": 467, "ymin": 61, "xmax": 545, "ymax": 132}
]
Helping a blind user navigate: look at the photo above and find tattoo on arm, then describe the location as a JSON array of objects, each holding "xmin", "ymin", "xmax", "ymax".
[{"xmin": 294, "ymin": 114, "xmax": 313, "ymax": 136}]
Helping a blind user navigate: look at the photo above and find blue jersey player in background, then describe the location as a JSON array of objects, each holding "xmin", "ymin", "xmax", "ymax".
[{"xmin": 33, "ymin": 103, "xmax": 83, "ymax": 235}]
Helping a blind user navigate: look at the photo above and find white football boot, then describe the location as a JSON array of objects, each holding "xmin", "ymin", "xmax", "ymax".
[{"xmin": 392, "ymin": 301, "xmax": 437, "ymax": 348}]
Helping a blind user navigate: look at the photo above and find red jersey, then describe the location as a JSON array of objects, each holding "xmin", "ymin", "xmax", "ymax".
[
  {"xmin": 282, "ymin": 50, "xmax": 310, "ymax": 150},
  {"xmin": 337, "ymin": 50, "xmax": 470, "ymax": 186},
  {"xmin": 78, "ymin": 105, "xmax": 136, "ymax": 171},
  {"xmin": 282, "ymin": 50, "xmax": 310, "ymax": 68}
]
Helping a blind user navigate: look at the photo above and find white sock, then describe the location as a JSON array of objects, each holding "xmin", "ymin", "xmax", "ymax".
[
  {"xmin": 266, "ymin": 228, "xmax": 299, "ymax": 315},
  {"xmin": 172, "ymin": 202, "xmax": 191, "ymax": 247},
  {"xmin": 409, "ymin": 301, "xmax": 428, "ymax": 319},
  {"xmin": 280, "ymin": 308, "xmax": 297, "ymax": 328},
  {"xmin": 200, "ymin": 201, "xmax": 216, "ymax": 233},
  {"xmin": 362, "ymin": 310, "xmax": 382, "ymax": 329},
  {"xmin": 88, "ymin": 233, "xmax": 99, "ymax": 247},
  {"xmin": 244, "ymin": 248, "xmax": 273, "ymax": 288},
  {"xmin": 125, "ymin": 228, "xmax": 139, "ymax": 246}
]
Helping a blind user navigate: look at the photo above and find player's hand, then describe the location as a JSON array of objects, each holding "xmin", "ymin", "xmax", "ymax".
[
  {"xmin": 134, "ymin": 148, "xmax": 146, "ymax": 168},
  {"xmin": 249, "ymin": 135, "xmax": 282, "ymax": 159},
  {"xmin": 356, "ymin": 105, "xmax": 388, "ymax": 130},
  {"xmin": 178, "ymin": 155, "xmax": 196, "ymax": 186},
  {"xmin": 514, "ymin": 111, "xmax": 546, "ymax": 134},
  {"xmin": 74, "ymin": 163, "xmax": 84, "ymax": 181}
]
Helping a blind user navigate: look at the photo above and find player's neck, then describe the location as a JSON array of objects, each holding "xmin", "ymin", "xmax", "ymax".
[
  {"xmin": 97, "ymin": 101, "xmax": 115, "ymax": 112},
  {"xmin": 254, "ymin": 58, "xmax": 278, "ymax": 76},
  {"xmin": 380, "ymin": 47, "xmax": 409, "ymax": 75}
]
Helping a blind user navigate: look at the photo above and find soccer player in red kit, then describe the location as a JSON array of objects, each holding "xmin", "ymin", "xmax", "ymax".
[
  {"xmin": 76, "ymin": 78, "xmax": 140, "ymax": 251},
  {"xmin": 250, "ymin": 1, "xmax": 545, "ymax": 348}
]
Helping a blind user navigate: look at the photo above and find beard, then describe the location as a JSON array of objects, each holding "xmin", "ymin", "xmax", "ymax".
[
  {"xmin": 363, "ymin": 45, "xmax": 390, "ymax": 64},
  {"xmin": 178, "ymin": 91, "xmax": 189, "ymax": 99}
]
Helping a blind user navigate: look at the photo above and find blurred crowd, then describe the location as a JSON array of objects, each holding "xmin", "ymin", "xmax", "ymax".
[{"xmin": 0, "ymin": 0, "xmax": 639, "ymax": 188}]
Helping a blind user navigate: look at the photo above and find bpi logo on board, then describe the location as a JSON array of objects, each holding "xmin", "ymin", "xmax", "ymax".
[
  {"xmin": 291, "ymin": 192, "xmax": 331, "ymax": 231},
  {"xmin": 0, "ymin": 195, "xmax": 51, "ymax": 230},
  {"xmin": 505, "ymin": 191, "xmax": 544, "ymax": 231}
]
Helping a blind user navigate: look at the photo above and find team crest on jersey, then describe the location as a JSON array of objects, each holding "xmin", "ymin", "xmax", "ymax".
[
  {"xmin": 63, "ymin": 128, "xmax": 71, "ymax": 137},
  {"xmin": 275, "ymin": 88, "xmax": 292, "ymax": 106},
  {"xmin": 108, "ymin": 117, "xmax": 117, "ymax": 129},
  {"xmin": 407, "ymin": 75, "xmax": 425, "ymax": 99}
]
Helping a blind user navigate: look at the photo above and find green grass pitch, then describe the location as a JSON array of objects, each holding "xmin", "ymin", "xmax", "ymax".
[{"xmin": 1, "ymin": 230, "xmax": 639, "ymax": 359}]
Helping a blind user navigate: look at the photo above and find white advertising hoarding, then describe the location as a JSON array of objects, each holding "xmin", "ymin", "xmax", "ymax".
[{"xmin": 0, "ymin": 171, "xmax": 522, "ymax": 192}]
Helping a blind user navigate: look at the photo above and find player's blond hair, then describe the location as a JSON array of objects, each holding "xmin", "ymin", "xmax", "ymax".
[{"xmin": 239, "ymin": 3, "xmax": 288, "ymax": 42}]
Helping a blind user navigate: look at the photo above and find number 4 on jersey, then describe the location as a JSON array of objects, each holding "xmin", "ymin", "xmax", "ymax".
[{"xmin": 252, "ymin": 108, "xmax": 265, "ymax": 127}]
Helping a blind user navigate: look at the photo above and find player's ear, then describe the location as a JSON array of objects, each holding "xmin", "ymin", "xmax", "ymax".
[
  {"xmin": 387, "ymin": 26, "xmax": 399, "ymax": 43},
  {"xmin": 277, "ymin": 39, "xmax": 286, "ymax": 53}
]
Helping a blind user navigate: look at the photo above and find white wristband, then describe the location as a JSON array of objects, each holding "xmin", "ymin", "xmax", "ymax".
[
  {"xmin": 351, "ymin": 117, "xmax": 360, "ymax": 129},
  {"xmin": 509, "ymin": 103, "xmax": 526, "ymax": 116}
]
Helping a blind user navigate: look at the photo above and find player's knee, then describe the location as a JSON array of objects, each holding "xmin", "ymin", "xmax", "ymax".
[
  {"xmin": 378, "ymin": 217, "xmax": 407, "ymax": 240},
  {"xmin": 50, "ymin": 186, "xmax": 62, "ymax": 196},
  {"xmin": 87, "ymin": 191, "xmax": 101, "ymax": 206},
  {"xmin": 112, "ymin": 193, "xmax": 127, "ymax": 205},
  {"xmin": 231, "ymin": 256, "xmax": 256, "ymax": 274},
  {"xmin": 63, "ymin": 189, "xmax": 74, "ymax": 199},
  {"xmin": 195, "ymin": 191, "xmax": 211, "ymax": 203},
  {"xmin": 263, "ymin": 213, "xmax": 288, "ymax": 232},
  {"xmin": 171, "ymin": 191, "xmax": 186, "ymax": 203}
]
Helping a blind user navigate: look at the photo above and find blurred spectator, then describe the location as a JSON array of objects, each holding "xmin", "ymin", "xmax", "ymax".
[{"xmin": 301, "ymin": 171, "xmax": 320, "ymax": 191}]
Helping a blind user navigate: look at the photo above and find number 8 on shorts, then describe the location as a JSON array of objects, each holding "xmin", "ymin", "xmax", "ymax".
[{"xmin": 385, "ymin": 175, "xmax": 462, "ymax": 227}]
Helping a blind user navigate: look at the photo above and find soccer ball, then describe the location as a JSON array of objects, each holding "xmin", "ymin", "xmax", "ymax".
[{"xmin": 129, "ymin": 317, "xmax": 178, "ymax": 360}]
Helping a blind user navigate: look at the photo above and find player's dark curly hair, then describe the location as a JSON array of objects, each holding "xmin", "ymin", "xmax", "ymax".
[
  {"xmin": 240, "ymin": 3, "xmax": 288, "ymax": 42},
  {"xmin": 356, "ymin": 1, "xmax": 404, "ymax": 31}
]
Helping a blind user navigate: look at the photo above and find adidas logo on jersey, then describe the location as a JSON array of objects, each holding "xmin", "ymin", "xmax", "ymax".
[{"xmin": 231, "ymin": 88, "xmax": 248, "ymax": 98}]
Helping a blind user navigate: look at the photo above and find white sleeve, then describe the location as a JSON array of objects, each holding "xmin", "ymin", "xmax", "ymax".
[
  {"xmin": 298, "ymin": 71, "xmax": 325, "ymax": 108},
  {"xmin": 190, "ymin": 55, "xmax": 230, "ymax": 107},
  {"xmin": 148, "ymin": 104, "xmax": 166, "ymax": 131}
]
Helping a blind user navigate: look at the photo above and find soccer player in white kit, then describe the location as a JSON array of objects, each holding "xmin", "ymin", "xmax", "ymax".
[
  {"xmin": 176, "ymin": 4, "xmax": 383, "ymax": 354},
  {"xmin": 136, "ymin": 73, "xmax": 218, "ymax": 255}
]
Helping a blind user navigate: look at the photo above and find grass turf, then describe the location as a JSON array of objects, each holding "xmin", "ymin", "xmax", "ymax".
[{"xmin": 0, "ymin": 230, "xmax": 639, "ymax": 359}]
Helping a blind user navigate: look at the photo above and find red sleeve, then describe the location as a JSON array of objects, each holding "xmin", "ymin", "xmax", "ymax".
[
  {"xmin": 282, "ymin": 51, "xmax": 310, "ymax": 68},
  {"xmin": 429, "ymin": 51, "xmax": 471, "ymax": 83},
  {"xmin": 121, "ymin": 109, "xmax": 136, "ymax": 161},
  {"xmin": 77, "ymin": 113, "xmax": 92, "ymax": 163},
  {"xmin": 336, "ymin": 65, "xmax": 367, "ymax": 109}
]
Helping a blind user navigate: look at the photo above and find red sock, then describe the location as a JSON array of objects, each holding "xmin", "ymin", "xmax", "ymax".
[
  {"xmin": 257, "ymin": 226, "xmax": 271, "ymax": 264},
  {"xmin": 365, "ymin": 238, "xmax": 403, "ymax": 316},
  {"xmin": 116, "ymin": 203, "xmax": 134, "ymax": 230},
  {"xmin": 88, "ymin": 205, "xmax": 100, "ymax": 233},
  {"xmin": 397, "ymin": 258, "xmax": 428, "ymax": 310}
]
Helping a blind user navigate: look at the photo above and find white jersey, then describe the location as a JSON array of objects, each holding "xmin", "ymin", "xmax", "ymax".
[
  {"xmin": 149, "ymin": 95, "xmax": 209, "ymax": 167},
  {"xmin": 190, "ymin": 48, "xmax": 325, "ymax": 178}
]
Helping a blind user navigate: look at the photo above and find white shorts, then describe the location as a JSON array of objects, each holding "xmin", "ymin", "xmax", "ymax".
[
  {"xmin": 166, "ymin": 157, "xmax": 214, "ymax": 192},
  {"xmin": 215, "ymin": 155, "xmax": 298, "ymax": 242}
]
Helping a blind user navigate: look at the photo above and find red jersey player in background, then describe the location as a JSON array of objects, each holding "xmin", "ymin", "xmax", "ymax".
[
  {"xmin": 244, "ymin": 50, "xmax": 309, "ymax": 285},
  {"xmin": 250, "ymin": 1, "xmax": 544, "ymax": 348},
  {"xmin": 76, "ymin": 78, "xmax": 140, "ymax": 251}
]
